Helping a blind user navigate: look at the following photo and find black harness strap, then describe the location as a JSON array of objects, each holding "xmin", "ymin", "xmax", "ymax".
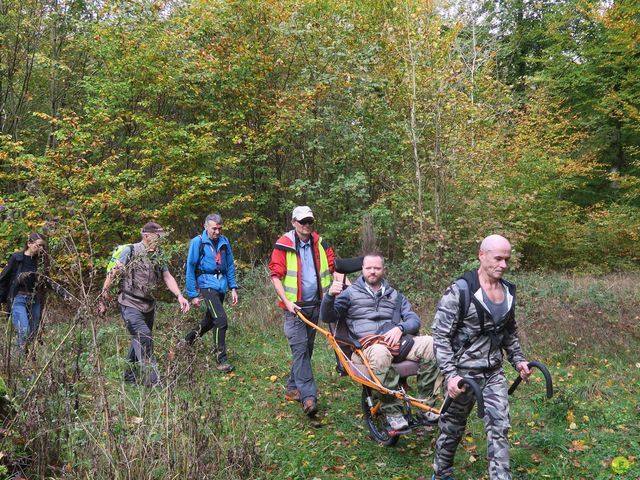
[
  {"xmin": 195, "ymin": 237, "xmax": 225, "ymax": 277},
  {"xmin": 455, "ymin": 270, "xmax": 516, "ymax": 356}
]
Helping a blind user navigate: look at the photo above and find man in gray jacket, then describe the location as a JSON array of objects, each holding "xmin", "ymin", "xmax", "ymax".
[
  {"xmin": 431, "ymin": 234, "xmax": 531, "ymax": 480},
  {"xmin": 321, "ymin": 253, "xmax": 442, "ymax": 432}
]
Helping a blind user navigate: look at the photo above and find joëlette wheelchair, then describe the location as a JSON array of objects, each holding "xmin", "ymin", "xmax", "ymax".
[{"xmin": 295, "ymin": 256, "xmax": 554, "ymax": 446}]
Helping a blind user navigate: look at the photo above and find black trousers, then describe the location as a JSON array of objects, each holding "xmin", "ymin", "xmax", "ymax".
[{"xmin": 185, "ymin": 288, "xmax": 229, "ymax": 363}]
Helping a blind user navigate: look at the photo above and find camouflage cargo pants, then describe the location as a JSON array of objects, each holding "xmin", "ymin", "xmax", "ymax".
[{"xmin": 433, "ymin": 368, "xmax": 511, "ymax": 480}]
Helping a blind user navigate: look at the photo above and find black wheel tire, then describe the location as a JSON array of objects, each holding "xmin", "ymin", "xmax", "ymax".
[{"xmin": 361, "ymin": 386, "xmax": 399, "ymax": 447}]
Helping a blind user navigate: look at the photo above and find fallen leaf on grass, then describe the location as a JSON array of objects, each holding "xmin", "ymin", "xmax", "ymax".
[
  {"xmin": 611, "ymin": 456, "xmax": 630, "ymax": 474},
  {"xmin": 269, "ymin": 375, "xmax": 278, "ymax": 382},
  {"xmin": 463, "ymin": 444, "xmax": 477, "ymax": 453},
  {"xmin": 321, "ymin": 465, "xmax": 346, "ymax": 472},
  {"xmin": 566, "ymin": 409, "xmax": 575, "ymax": 424},
  {"xmin": 569, "ymin": 440, "xmax": 588, "ymax": 452}
]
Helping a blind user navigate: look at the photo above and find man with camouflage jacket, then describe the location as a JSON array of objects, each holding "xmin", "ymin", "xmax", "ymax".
[{"xmin": 431, "ymin": 234, "xmax": 531, "ymax": 480}]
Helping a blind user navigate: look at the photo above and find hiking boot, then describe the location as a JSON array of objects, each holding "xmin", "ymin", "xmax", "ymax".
[
  {"xmin": 386, "ymin": 415, "xmax": 409, "ymax": 431},
  {"xmin": 284, "ymin": 388, "xmax": 301, "ymax": 402},
  {"xmin": 143, "ymin": 377, "xmax": 162, "ymax": 388},
  {"xmin": 416, "ymin": 410, "xmax": 439, "ymax": 427},
  {"xmin": 302, "ymin": 398, "xmax": 318, "ymax": 417},
  {"xmin": 123, "ymin": 368, "xmax": 139, "ymax": 385},
  {"xmin": 335, "ymin": 362, "xmax": 347, "ymax": 377},
  {"xmin": 216, "ymin": 363, "xmax": 234, "ymax": 373}
]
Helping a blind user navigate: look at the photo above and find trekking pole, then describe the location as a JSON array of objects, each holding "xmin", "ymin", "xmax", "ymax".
[
  {"xmin": 508, "ymin": 361, "xmax": 554, "ymax": 399},
  {"xmin": 440, "ymin": 377, "xmax": 485, "ymax": 418}
]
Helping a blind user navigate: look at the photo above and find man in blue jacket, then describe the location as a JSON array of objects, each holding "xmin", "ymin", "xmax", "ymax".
[{"xmin": 184, "ymin": 213, "xmax": 238, "ymax": 372}]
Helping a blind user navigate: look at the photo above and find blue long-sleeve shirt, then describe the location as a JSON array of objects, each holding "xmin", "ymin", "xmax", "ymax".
[{"xmin": 185, "ymin": 231, "xmax": 238, "ymax": 299}]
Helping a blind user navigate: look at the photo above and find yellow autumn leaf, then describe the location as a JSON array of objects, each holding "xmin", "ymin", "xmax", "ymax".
[
  {"xmin": 269, "ymin": 375, "xmax": 278, "ymax": 382},
  {"xmin": 566, "ymin": 409, "xmax": 575, "ymax": 424},
  {"xmin": 611, "ymin": 456, "xmax": 630, "ymax": 474}
]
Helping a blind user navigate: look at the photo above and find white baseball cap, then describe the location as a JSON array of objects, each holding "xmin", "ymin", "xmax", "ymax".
[{"xmin": 292, "ymin": 206, "xmax": 314, "ymax": 221}]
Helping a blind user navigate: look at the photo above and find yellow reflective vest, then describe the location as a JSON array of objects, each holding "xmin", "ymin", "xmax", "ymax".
[{"xmin": 272, "ymin": 230, "xmax": 332, "ymax": 304}]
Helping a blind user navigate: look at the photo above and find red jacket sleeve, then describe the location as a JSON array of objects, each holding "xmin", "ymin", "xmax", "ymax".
[
  {"xmin": 325, "ymin": 245, "xmax": 335, "ymax": 273},
  {"xmin": 268, "ymin": 248, "xmax": 286, "ymax": 279}
]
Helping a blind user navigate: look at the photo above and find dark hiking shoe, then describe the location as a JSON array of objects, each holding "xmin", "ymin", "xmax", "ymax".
[
  {"xmin": 416, "ymin": 410, "xmax": 439, "ymax": 427},
  {"xmin": 303, "ymin": 398, "xmax": 318, "ymax": 417},
  {"xmin": 123, "ymin": 369, "xmax": 139, "ymax": 385},
  {"xmin": 432, "ymin": 474, "xmax": 454, "ymax": 480},
  {"xmin": 335, "ymin": 362, "xmax": 347, "ymax": 377},
  {"xmin": 284, "ymin": 388, "xmax": 301, "ymax": 402},
  {"xmin": 143, "ymin": 378, "xmax": 162, "ymax": 388},
  {"xmin": 216, "ymin": 363, "xmax": 234, "ymax": 373}
]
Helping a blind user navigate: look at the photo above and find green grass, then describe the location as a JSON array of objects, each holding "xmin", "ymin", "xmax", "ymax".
[{"xmin": 1, "ymin": 270, "xmax": 639, "ymax": 479}]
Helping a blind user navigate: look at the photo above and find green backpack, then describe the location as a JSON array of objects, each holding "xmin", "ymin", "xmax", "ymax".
[{"xmin": 106, "ymin": 244, "xmax": 133, "ymax": 273}]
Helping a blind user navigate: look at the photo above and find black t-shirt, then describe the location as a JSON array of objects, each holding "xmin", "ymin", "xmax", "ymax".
[{"xmin": 17, "ymin": 254, "xmax": 39, "ymax": 293}]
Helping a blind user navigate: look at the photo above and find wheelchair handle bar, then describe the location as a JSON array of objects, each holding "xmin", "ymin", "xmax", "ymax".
[
  {"xmin": 508, "ymin": 361, "xmax": 554, "ymax": 398},
  {"xmin": 440, "ymin": 377, "xmax": 485, "ymax": 419}
]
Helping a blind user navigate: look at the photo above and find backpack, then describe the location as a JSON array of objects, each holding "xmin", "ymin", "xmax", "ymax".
[
  {"xmin": 0, "ymin": 254, "xmax": 23, "ymax": 305},
  {"xmin": 106, "ymin": 244, "xmax": 133, "ymax": 273},
  {"xmin": 452, "ymin": 270, "xmax": 516, "ymax": 355},
  {"xmin": 194, "ymin": 237, "xmax": 227, "ymax": 277}
]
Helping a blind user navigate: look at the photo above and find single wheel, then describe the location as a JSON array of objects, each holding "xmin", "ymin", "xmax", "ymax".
[{"xmin": 361, "ymin": 386, "xmax": 399, "ymax": 447}]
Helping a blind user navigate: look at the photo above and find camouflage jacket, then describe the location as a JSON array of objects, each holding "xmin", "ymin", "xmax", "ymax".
[{"xmin": 431, "ymin": 274, "xmax": 526, "ymax": 384}]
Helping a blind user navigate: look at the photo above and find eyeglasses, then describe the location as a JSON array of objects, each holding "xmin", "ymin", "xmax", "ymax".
[{"xmin": 297, "ymin": 218, "xmax": 314, "ymax": 226}]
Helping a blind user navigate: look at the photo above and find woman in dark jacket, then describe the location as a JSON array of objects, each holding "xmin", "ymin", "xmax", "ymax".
[{"xmin": 0, "ymin": 232, "xmax": 69, "ymax": 351}]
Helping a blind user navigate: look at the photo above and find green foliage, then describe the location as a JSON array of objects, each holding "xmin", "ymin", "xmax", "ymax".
[{"xmin": 0, "ymin": 0, "xmax": 638, "ymax": 277}]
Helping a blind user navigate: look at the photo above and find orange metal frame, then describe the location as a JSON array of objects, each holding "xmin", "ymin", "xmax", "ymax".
[{"xmin": 296, "ymin": 310, "xmax": 441, "ymax": 415}]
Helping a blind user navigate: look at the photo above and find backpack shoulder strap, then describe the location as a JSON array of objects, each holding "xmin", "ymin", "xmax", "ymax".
[
  {"xmin": 454, "ymin": 278, "xmax": 470, "ymax": 321},
  {"xmin": 195, "ymin": 236, "xmax": 219, "ymax": 275},
  {"xmin": 125, "ymin": 244, "xmax": 134, "ymax": 264},
  {"xmin": 194, "ymin": 236, "xmax": 205, "ymax": 274},
  {"xmin": 392, "ymin": 292, "xmax": 404, "ymax": 324},
  {"xmin": 457, "ymin": 270, "xmax": 486, "ymax": 335}
]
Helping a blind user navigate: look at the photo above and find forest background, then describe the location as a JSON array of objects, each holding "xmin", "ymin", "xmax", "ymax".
[
  {"xmin": 0, "ymin": 0, "xmax": 639, "ymax": 478},
  {"xmin": 1, "ymin": 0, "xmax": 638, "ymax": 286}
]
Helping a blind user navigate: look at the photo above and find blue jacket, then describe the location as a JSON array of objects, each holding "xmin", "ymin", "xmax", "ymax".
[{"xmin": 185, "ymin": 231, "xmax": 238, "ymax": 298}]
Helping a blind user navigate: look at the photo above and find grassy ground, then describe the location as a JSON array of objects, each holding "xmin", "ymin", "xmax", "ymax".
[{"xmin": 1, "ymin": 270, "xmax": 639, "ymax": 479}]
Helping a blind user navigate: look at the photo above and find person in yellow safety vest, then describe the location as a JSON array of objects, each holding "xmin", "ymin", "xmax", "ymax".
[{"xmin": 269, "ymin": 206, "xmax": 336, "ymax": 417}]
